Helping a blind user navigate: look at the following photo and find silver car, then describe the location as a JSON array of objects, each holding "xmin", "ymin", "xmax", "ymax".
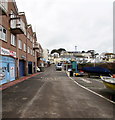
[{"xmin": 56, "ymin": 63, "xmax": 63, "ymax": 71}]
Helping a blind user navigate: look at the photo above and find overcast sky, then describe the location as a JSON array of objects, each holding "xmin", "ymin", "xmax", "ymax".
[{"xmin": 15, "ymin": 0, "xmax": 114, "ymax": 53}]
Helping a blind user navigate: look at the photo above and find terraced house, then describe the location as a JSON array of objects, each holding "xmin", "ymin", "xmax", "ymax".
[{"xmin": 0, "ymin": 0, "xmax": 43, "ymax": 85}]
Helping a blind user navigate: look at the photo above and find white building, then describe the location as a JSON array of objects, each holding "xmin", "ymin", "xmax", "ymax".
[
  {"xmin": 60, "ymin": 51, "xmax": 92, "ymax": 63},
  {"xmin": 43, "ymin": 49, "xmax": 49, "ymax": 62}
]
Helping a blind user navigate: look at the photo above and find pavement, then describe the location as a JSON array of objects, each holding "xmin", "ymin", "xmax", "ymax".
[
  {"xmin": 0, "ymin": 72, "xmax": 42, "ymax": 90},
  {"xmin": 2, "ymin": 65, "xmax": 115, "ymax": 119}
]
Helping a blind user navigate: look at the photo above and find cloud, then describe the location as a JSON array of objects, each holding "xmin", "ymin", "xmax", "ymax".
[{"xmin": 15, "ymin": 0, "xmax": 114, "ymax": 53}]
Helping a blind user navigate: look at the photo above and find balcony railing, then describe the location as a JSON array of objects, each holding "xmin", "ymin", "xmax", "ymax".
[
  {"xmin": 33, "ymin": 42, "xmax": 39, "ymax": 49},
  {"xmin": 37, "ymin": 52, "xmax": 43, "ymax": 59},
  {"xmin": 10, "ymin": 17, "xmax": 25, "ymax": 34},
  {"xmin": 0, "ymin": 0, "xmax": 8, "ymax": 15}
]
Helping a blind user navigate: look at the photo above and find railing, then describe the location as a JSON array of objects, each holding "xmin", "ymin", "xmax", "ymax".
[
  {"xmin": 37, "ymin": 52, "xmax": 43, "ymax": 58},
  {"xmin": 34, "ymin": 42, "xmax": 39, "ymax": 49},
  {"xmin": 10, "ymin": 17, "xmax": 25, "ymax": 34},
  {"xmin": 34, "ymin": 42, "xmax": 43, "ymax": 57},
  {"xmin": 0, "ymin": 0, "xmax": 8, "ymax": 15}
]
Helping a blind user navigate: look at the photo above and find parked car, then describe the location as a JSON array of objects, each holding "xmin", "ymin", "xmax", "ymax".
[
  {"xmin": 56, "ymin": 63, "xmax": 63, "ymax": 71},
  {"xmin": 36, "ymin": 66, "xmax": 40, "ymax": 72}
]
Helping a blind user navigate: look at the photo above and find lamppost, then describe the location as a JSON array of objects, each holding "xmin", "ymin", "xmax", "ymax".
[{"xmin": 75, "ymin": 46, "xmax": 77, "ymax": 52}]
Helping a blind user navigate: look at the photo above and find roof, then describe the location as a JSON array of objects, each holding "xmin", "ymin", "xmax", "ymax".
[{"xmin": 105, "ymin": 53, "xmax": 115, "ymax": 55}]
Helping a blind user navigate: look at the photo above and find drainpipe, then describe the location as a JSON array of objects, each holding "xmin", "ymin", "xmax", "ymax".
[
  {"xmin": 25, "ymin": 37, "xmax": 28, "ymax": 76},
  {"xmin": 16, "ymin": 35, "xmax": 19, "ymax": 79}
]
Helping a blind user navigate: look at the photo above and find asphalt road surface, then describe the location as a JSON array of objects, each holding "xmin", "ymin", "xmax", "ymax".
[
  {"xmin": 73, "ymin": 76, "xmax": 115, "ymax": 102},
  {"xmin": 2, "ymin": 65, "xmax": 115, "ymax": 119}
]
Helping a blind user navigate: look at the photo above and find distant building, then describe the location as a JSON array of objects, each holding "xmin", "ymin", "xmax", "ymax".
[
  {"xmin": 48, "ymin": 54, "xmax": 54, "ymax": 64},
  {"xmin": 48, "ymin": 52, "xmax": 60, "ymax": 64},
  {"xmin": 100, "ymin": 53, "xmax": 115, "ymax": 63},
  {"xmin": 33, "ymin": 42, "xmax": 43, "ymax": 67},
  {"xmin": 60, "ymin": 51, "xmax": 92, "ymax": 63},
  {"xmin": 43, "ymin": 49, "xmax": 49, "ymax": 62}
]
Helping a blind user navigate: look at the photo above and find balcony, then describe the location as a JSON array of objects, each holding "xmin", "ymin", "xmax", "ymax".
[
  {"xmin": 10, "ymin": 17, "xmax": 25, "ymax": 34},
  {"xmin": 0, "ymin": 0, "xmax": 8, "ymax": 15},
  {"xmin": 33, "ymin": 42, "xmax": 39, "ymax": 50},
  {"xmin": 37, "ymin": 52, "xmax": 43, "ymax": 59}
]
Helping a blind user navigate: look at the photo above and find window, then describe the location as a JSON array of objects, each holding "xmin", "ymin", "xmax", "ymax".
[
  {"xmin": 31, "ymin": 49, "xmax": 33, "ymax": 55},
  {"xmin": 33, "ymin": 43, "xmax": 34, "ymax": 47},
  {"xmin": 33, "ymin": 50, "xmax": 35, "ymax": 56},
  {"xmin": 18, "ymin": 40, "xmax": 22, "ymax": 49},
  {"xmin": 33, "ymin": 38, "xmax": 34, "ymax": 43},
  {"xmin": 27, "ymin": 32, "xmax": 30, "ymax": 39},
  {"xmin": 0, "ymin": 25, "xmax": 7, "ymax": 42},
  {"xmin": 28, "ymin": 47, "xmax": 30, "ymax": 53},
  {"xmin": 27, "ymin": 32, "xmax": 33, "ymax": 42},
  {"xmin": 2, "ymin": 28, "xmax": 6, "ymax": 41},
  {"xmin": 10, "ymin": 10, "xmax": 16, "ymax": 18},
  {"xmin": 30, "ymin": 36, "xmax": 32, "ymax": 42},
  {"xmin": 24, "ymin": 29, "xmax": 26, "ymax": 36},
  {"xmin": 24, "ymin": 43, "xmax": 26, "ymax": 52},
  {"xmin": 11, "ymin": 33, "xmax": 16, "ymax": 46},
  {"xmin": 33, "ymin": 39, "xmax": 35, "ymax": 47},
  {"xmin": 29, "ymin": 48, "xmax": 32, "ymax": 55}
]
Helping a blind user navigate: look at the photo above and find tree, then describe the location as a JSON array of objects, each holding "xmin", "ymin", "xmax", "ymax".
[
  {"xmin": 82, "ymin": 51, "xmax": 85, "ymax": 53},
  {"xmin": 51, "ymin": 49, "xmax": 58, "ymax": 54},
  {"xmin": 57, "ymin": 48, "xmax": 66, "ymax": 55},
  {"xmin": 51, "ymin": 48, "xmax": 66, "ymax": 55}
]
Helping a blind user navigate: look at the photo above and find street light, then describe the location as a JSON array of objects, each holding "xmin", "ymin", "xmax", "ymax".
[{"xmin": 75, "ymin": 46, "xmax": 77, "ymax": 52}]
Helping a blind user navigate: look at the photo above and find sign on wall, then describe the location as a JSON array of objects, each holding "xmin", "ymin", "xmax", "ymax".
[{"xmin": 0, "ymin": 47, "xmax": 16, "ymax": 58}]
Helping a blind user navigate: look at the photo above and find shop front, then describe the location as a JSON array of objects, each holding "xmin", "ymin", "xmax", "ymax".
[
  {"xmin": 0, "ymin": 56, "xmax": 16, "ymax": 85},
  {"xmin": 0, "ymin": 47, "xmax": 16, "ymax": 85}
]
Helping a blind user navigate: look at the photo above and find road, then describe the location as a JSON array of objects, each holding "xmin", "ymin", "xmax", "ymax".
[
  {"xmin": 73, "ymin": 76, "xmax": 115, "ymax": 102},
  {"xmin": 2, "ymin": 65, "xmax": 115, "ymax": 119}
]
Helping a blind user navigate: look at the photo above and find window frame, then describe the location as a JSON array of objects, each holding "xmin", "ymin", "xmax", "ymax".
[
  {"xmin": 23, "ymin": 43, "xmax": 26, "ymax": 52},
  {"xmin": 28, "ymin": 46, "xmax": 30, "ymax": 53},
  {"xmin": 18, "ymin": 39, "xmax": 22, "ymax": 49},
  {"xmin": 11, "ymin": 33, "xmax": 16, "ymax": 46},
  {"xmin": 0, "ymin": 25, "xmax": 7, "ymax": 42}
]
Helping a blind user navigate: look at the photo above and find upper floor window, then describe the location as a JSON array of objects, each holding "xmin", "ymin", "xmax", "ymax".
[
  {"xmin": 0, "ymin": 0, "xmax": 8, "ymax": 13},
  {"xmin": 33, "ymin": 38, "xmax": 34, "ymax": 43},
  {"xmin": 27, "ymin": 32, "xmax": 30, "ymax": 39},
  {"xmin": 24, "ymin": 43, "xmax": 26, "ymax": 52},
  {"xmin": 18, "ymin": 40, "xmax": 22, "ymax": 49},
  {"xmin": 30, "ymin": 36, "xmax": 32, "ymax": 42},
  {"xmin": 0, "ymin": 25, "xmax": 7, "ymax": 42},
  {"xmin": 10, "ymin": 10, "xmax": 16, "ymax": 18},
  {"xmin": 24, "ymin": 29, "xmax": 26, "ymax": 36},
  {"xmin": 30, "ymin": 49, "xmax": 33, "ymax": 55},
  {"xmin": 11, "ymin": 33, "xmax": 16, "ymax": 46},
  {"xmin": 29, "ymin": 48, "xmax": 32, "ymax": 55},
  {"xmin": 28, "ymin": 46, "xmax": 30, "ymax": 53},
  {"xmin": 33, "ymin": 39, "xmax": 35, "ymax": 47},
  {"xmin": 27, "ymin": 32, "xmax": 33, "ymax": 42},
  {"xmin": 33, "ymin": 50, "xmax": 35, "ymax": 56}
]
